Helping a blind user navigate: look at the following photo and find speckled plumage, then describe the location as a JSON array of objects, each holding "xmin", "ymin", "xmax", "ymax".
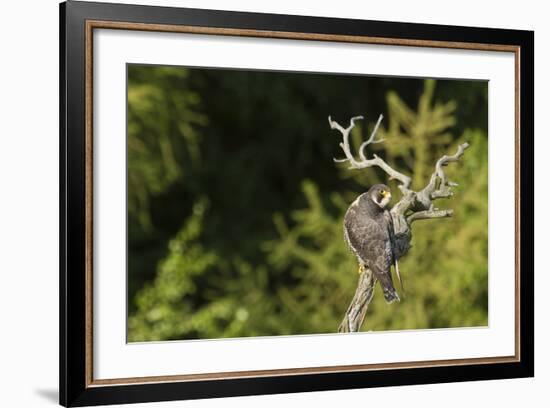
[{"xmin": 343, "ymin": 184, "xmax": 400, "ymax": 303}]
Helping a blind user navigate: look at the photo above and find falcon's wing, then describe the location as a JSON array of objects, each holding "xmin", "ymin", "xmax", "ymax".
[
  {"xmin": 384, "ymin": 210, "xmax": 396, "ymax": 261},
  {"xmin": 384, "ymin": 210, "xmax": 404, "ymax": 292},
  {"xmin": 344, "ymin": 206, "xmax": 391, "ymax": 273},
  {"xmin": 344, "ymin": 205, "xmax": 398, "ymax": 303}
]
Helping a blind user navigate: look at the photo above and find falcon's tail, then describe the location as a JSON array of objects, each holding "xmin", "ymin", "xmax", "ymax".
[
  {"xmin": 374, "ymin": 268, "xmax": 400, "ymax": 304},
  {"xmin": 383, "ymin": 286, "xmax": 400, "ymax": 303}
]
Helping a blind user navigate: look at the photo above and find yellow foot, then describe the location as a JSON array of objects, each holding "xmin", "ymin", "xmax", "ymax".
[{"xmin": 358, "ymin": 264, "xmax": 365, "ymax": 274}]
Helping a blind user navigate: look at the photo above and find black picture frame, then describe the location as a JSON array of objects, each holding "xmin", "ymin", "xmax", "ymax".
[{"xmin": 60, "ymin": 1, "xmax": 534, "ymax": 406}]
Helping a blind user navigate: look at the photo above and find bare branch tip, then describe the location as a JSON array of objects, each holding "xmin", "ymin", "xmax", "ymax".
[
  {"xmin": 349, "ymin": 115, "xmax": 364, "ymax": 127},
  {"xmin": 455, "ymin": 142, "xmax": 469, "ymax": 156}
]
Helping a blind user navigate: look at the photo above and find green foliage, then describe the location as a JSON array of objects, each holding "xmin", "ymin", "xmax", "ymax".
[
  {"xmin": 127, "ymin": 66, "xmax": 488, "ymax": 341},
  {"xmin": 262, "ymin": 134, "xmax": 488, "ymax": 333},
  {"xmin": 378, "ymin": 79, "xmax": 457, "ymax": 188},
  {"xmin": 129, "ymin": 198, "xmax": 220, "ymax": 341},
  {"xmin": 127, "ymin": 66, "xmax": 207, "ymax": 228},
  {"xmin": 366, "ymin": 128, "xmax": 488, "ymax": 330}
]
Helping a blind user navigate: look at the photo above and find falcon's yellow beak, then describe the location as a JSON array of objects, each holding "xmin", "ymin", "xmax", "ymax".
[{"xmin": 381, "ymin": 190, "xmax": 391, "ymax": 198}]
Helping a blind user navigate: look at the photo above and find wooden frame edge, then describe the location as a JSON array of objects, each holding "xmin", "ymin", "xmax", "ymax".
[
  {"xmin": 85, "ymin": 19, "xmax": 94, "ymax": 389},
  {"xmin": 88, "ymin": 356, "xmax": 519, "ymax": 387},
  {"xmin": 87, "ymin": 19, "xmax": 520, "ymax": 52}
]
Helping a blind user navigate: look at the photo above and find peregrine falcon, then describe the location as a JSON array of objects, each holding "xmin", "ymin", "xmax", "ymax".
[{"xmin": 343, "ymin": 184, "xmax": 400, "ymax": 303}]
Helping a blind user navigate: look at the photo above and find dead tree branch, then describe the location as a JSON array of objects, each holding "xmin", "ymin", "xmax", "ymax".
[
  {"xmin": 330, "ymin": 115, "xmax": 469, "ymax": 333},
  {"xmin": 329, "ymin": 115, "xmax": 412, "ymax": 192},
  {"xmin": 338, "ymin": 268, "xmax": 376, "ymax": 333},
  {"xmin": 417, "ymin": 142, "xmax": 469, "ymax": 205},
  {"xmin": 407, "ymin": 209, "xmax": 453, "ymax": 223}
]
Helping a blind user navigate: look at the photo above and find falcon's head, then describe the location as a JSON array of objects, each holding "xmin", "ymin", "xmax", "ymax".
[{"xmin": 368, "ymin": 184, "xmax": 392, "ymax": 208}]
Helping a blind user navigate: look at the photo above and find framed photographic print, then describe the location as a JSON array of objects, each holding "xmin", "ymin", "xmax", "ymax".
[{"xmin": 59, "ymin": 0, "xmax": 534, "ymax": 406}]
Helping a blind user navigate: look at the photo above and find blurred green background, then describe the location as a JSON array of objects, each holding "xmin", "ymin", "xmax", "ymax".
[{"xmin": 126, "ymin": 64, "xmax": 488, "ymax": 342}]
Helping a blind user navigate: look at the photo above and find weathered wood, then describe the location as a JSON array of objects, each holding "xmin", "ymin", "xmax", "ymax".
[
  {"xmin": 330, "ymin": 115, "xmax": 469, "ymax": 333},
  {"xmin": 338, "ymin": 268, "xmax": 376, "ymax": 333}
]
